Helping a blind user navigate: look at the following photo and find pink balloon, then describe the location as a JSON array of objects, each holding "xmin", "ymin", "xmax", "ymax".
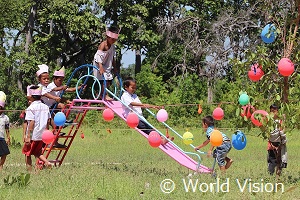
[
  {"xmin": 102, "ymin": 108, "xmax": 114, "ymax": 122},
  {"xmin": 212, "ymin": 107, "xmax": 224, "ymax": 120},
  {"xmin": 248, "ymin": 64, "xmax": 264, "ymax": 82},
  {"xmin": 148, "ymin": 131, "xmax": 161, "ymax": 147},
  {"xmin": 156, "ymin": 109, "xmax": 168, "ymax": 122},
  {"xmin": 251, "ymin": 110, "xmax": 268, "ymax": 127},
  {"xmin": 278, "ymin": 58, "xmax": 294, "ymax": 76},
  {"xmin": 126, "ymin": 113, "xmax": 139, "ymax": 128},
  {"xmin": 42, "ymin": 130, "xmax": 54, "ymax": 144}
]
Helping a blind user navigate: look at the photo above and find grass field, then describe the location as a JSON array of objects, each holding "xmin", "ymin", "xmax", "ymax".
[{"xmin": 0, "ymin": 124, "xmax": 299, "ymax": 200}]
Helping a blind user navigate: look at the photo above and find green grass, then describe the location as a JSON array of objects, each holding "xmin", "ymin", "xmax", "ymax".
[{"xmin": 0, "ymin": 125, "xmax": 299, "ymax": 200}]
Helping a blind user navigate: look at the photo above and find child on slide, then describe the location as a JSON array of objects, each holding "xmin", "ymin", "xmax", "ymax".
[{"xmin": 121, "ymin": 77, "xmax": 174, "ymax": 144}]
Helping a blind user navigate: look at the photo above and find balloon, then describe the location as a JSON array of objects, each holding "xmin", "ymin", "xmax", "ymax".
[
  {"xmin": 102, "ymin": 108, "xmax": 114, "ymax": 122},
  {"xmin": 212, "ymin": 107, "xmax": 224, "ymax": 120},
  {"xmin": 42, "ymin": 130, "xmax": 55, "ymax": 144},
  {"xmin": 261, "ymin": 24, "xmax": 276, "ymax": 44},
  {"xmin": 0, "ymin": 91, "xmax": 6, "ymax": 101},
  {"xmin": 278, "ymin": 58, "xmax": 294, "ymax": 76},
  {"xmin": 210, "ymin": 130, "xmax": 223, "ymax": 147},
  {"xmin": 156, "ymin": 109, "xmax": 168, "ymax": 122},
  {"xmin": 54, "ymin": 112, "xmax": 66, "ymax": 126},
  {"xmin": 238, "ymin": 93, "xmax": 250, "ymax": 106},
  {"xmin": 251, "ymin": 110, "xmax": 268, "ymax": 127},
  {"xmin": 248, "ymin": 64, "xmax": 264, "ymax": 82},
  {"xmin": 182, "ymin": 131, "xmax": 194, "ymax": 145},
  {"xmin": 126, "ymin": 113, "xmax": 139, "ymax": 128},
  {"xmin": 197, "ymin": 104, "xmax": 202, "ymax": 114},
  {"xmin": 232, "ymin": 130, "xmax": 247, "ymax": 150},
  {"xmin": 81, "ymin": 133, "xmax": 84, "ymax": 139},
  {"xmin": 240, "ymin": 104, "xmax": 255, "ymax": 119},
  {"xmin": 148, "ymin": 131, "xmax": 161, "ymax": 147}
]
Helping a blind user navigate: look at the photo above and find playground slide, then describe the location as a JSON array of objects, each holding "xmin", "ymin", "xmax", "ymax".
[{"xmin": 102, "ymin": 100, "xmax": 212, "ymax": 173}]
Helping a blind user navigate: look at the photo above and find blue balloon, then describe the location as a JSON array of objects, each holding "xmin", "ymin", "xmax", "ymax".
[
  {"xmin": 54, "ymin": 112, "xmax": 66, "ymax": 126},
  {"xmin": 232, "ymin": 130, "xmax": 247, "ymax": 150},
  {"xmin": 261, "ymin": 24, "xmax": 276, "ymax": 44}
]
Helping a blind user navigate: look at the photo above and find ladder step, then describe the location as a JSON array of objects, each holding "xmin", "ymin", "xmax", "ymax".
[
  {"xmin": 49, "ymin": 159, "xmax": 61, "ymax": 163},
  {"xmin": 59, "ymin": 135, "xmax": 74, "ymax": 138},
  {"xmin": 45, "ymin": 147, "xmax": 67, "ymax": 151}
]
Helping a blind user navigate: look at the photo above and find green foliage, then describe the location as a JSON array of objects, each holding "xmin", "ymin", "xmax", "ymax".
[
  {"xmin": 4, "ymin": 173, "xmax": 30, "ymax": 187},
  {"xmin": 10, "ymin": 136, "xmax": 21, "ymax": 149}
]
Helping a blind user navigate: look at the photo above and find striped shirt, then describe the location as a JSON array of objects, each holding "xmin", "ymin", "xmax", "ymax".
[{"xmin": 206, "ymin": 126, "xmax": 229, "ymax": 141}]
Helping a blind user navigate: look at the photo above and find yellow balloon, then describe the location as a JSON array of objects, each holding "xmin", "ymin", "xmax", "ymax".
[
  {"xmin": 210, "ymin": 130, "xmax": 223, "ymax": 146},
  {"xmin": 182, "ymin": 132, "xmax": 194, "ymax": 145},
  {"xmin": 0, "ymin": 91, "xmax": 6, "ymax": 101}
]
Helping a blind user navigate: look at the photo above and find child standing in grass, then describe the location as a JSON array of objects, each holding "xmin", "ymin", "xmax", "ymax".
[
  {"xmin": 121, "ymin": 77, "xmax": 173, "ymax": 144},
  {"xmin": 0, "ymin": 93, "xmax": 10, "ymax": 170},
  {"xmin": 195, "ymin": 115, "xmax": 233, "ymax": 172},
  {"xmin": 22, "ymin": 85, "xmax": 52, "ymax": 171},
  {"xmin": 267, "ymin": 104, "xmax": 287, "ymax": 176}
]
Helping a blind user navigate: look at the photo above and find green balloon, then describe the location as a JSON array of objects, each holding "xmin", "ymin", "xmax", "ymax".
[{"xmin": 239, "ymin": 94, "xmax": 249, "ymax": 105}]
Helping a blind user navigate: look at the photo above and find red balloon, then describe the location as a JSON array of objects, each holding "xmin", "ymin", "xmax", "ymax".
[
  {"xmin": 102, "ymin": 108, "xmax": 114, "ymax": 122},
  {"xmin": 126, "ymin": 113, "xmax": 139, "ymax": 128},
  {"xmin": 241, "ymin": 105, "xmax": 255, "ymax": 119},
  {"xmin": 212, "ymin": 107, "xmax": 224, "ymax": 120},
  {"xmin": 278, "ymin": 58, "xmax": 294, "ymax": 76},
  {"xmin": 42, "ymin": 130, "xmax": 54, "ymax": 144},
  {"xmin": 148, "ymin": 131, "xmax": 161, "ymax": 147},
  {"xmin": 251, "ymin": 110, "xmax": 268, "ymax": 127},
  {"xmin": 248, "ymin": 64, "xmax": 264, "ymax": 82}
]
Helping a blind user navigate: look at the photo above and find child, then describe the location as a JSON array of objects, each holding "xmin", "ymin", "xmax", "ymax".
[
  {"xmin": 35, "ymin": 65, "xmax": 66, "ymax": 148},
  {"xmin": 43, "ymin": 66, "xmax": 85, "ymax": 110},
  {"xmin": 121, "ymin": 77, "xmax": 173, "ymax": 144},
  {"xmin": 22, "ymin": 85, "xmax": 52, "ymax": 171},
  {"xmin": 35, "ymin": 64, "xmax": 61, "ymax": 106},
  {"xmin": 195, "ymin": 116, "xmax": 233, "ymax": 172},
  {"xmin": 0, "ymin": 93, "xmax": 10, "ymax": 170},
  {"xmin": 267, "ymin": 104, "xmax": 287, "ymax": 176},
  {"xmin": 93, "ymin": 26, "xmax": 120, "ymax": 100}
]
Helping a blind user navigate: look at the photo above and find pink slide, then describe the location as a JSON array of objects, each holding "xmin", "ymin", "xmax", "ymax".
[{"xmin": 103, "ymin": 100, "xmax": 212, "ymax": 173}]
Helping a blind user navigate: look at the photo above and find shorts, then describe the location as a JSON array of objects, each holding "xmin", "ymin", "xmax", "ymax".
[
  {"xmin": 0, "ymin": 140, "xmax": 10, "ymax": 156},
  {"xmin": 214, "ymin": 141, "xmax": 232, "ymax": 167},
  {"xmin": 22, "ymin": 140, "xmax": 44, "ymax": 157},
  {"xmin": 137, "ymin": 120, "xmax": 153, "ymax": 135}
]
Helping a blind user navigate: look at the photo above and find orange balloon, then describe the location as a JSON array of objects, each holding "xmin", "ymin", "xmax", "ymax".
[{"xmin": 210, "ymin": 130, "xmax": 223, "ymax": 147}]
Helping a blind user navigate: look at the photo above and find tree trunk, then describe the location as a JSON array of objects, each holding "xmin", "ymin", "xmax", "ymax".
[
  {"xmin": 18, "ymin": 3, "xmax": 37, "ymax": 91},
  {"xmin": 207, "ymin": 81, "xmax": 213, "ymax": 104},
  {"xmin": 135, "ymin": 48, "xmax": 141, "ymax": 75}
]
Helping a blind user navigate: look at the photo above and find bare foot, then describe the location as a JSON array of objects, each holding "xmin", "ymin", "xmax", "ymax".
[
  {"xmin": 105, "ymin": 95, "xmax": 113, "ymax": 101},
  {"xmin": 161, "ymin": 137, "xmax": 174, "ymax": 145},
  {"xmin": 225, "ymin": 159, "xmax": 233, "ymax": 169},
  {"xmin": 45, "ymin": 162, "xmax": 53, "ymax": 169}
]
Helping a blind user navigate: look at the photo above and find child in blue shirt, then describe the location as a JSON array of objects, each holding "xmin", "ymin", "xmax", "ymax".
[{"xmin": 195, "ymin": 115, "xmax": 233, "ymax": 172}]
